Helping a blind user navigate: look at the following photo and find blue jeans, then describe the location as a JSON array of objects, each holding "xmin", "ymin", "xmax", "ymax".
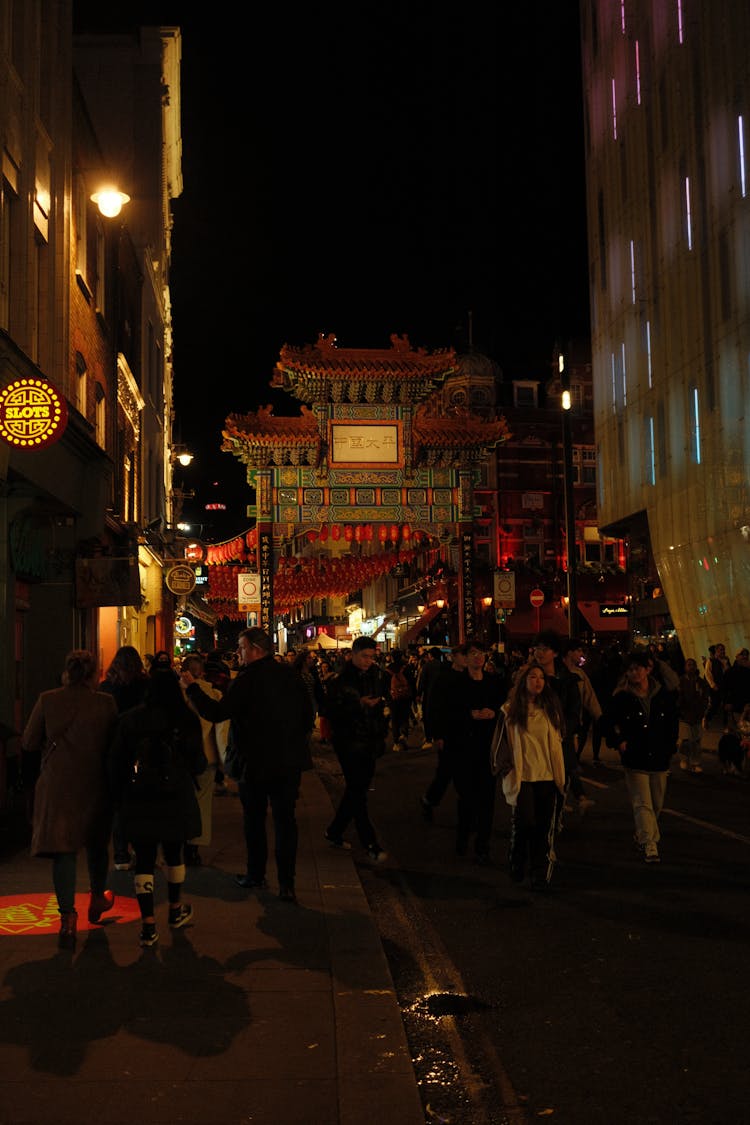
[{"xmin": 238, "ymin": 774, "xmax": 301, "ymax": 887}]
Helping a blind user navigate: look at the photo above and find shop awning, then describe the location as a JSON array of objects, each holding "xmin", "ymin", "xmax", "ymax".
[
  {"xmin": 399, "ymin": 604, "xmax": 442, "ymax": 649},
  {"xmin": 577, "ymin": 601, "xmax": 630, "ymax": 633},
  {"xmin": 187, "ymin": 594, "xmax": 217, "ymax": 626}
]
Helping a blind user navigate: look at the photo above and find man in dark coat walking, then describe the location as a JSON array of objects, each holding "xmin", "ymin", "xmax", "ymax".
[
  {"xmin": 324, "ymin": 635, "xmax": 390, "ymax": 862},
  {"xmin": 180, "ymin": 627, "xmax": 313, "ymax": 903}
]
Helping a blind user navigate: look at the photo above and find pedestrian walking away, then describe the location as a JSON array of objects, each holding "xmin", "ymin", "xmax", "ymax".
[
  {"xmin": 495, "ymin": 661, "xmax": 566, "ymax": 892},
  {"xmin": 600, "ymin": 650, "xmax": 679, "ymax": 864},
  {"xmin": 107, "ymin": 663, "xmax": 207, "ymax": 946},
  {"xmin": 98, "ymin": 645, "xmax": 150, "ymax": 871},
  {"xmin": 420, "ymin": 644, "xmax": 469, "ymax": 819},
  {"xmin": 180, "ymin": 653, "xmax": 224, "ymax": 865},
  {"xmin": 180, "ymin": 627, "xmax": 314, "ymax": 903},
  {"xmin": 22, "ymin": 649, "xmax": 119, "ymax": 949},
  {"xmin": 324, "ymin": 635, "xmax": 390, "ymax": 862},
  {"xmin": 677, "ymin": 657, "xmax": 710, "ymax": 773}
]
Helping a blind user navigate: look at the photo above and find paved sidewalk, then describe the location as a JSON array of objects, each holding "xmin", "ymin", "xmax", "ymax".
[{"xmin": 0, "ymin": 770, "xmax": 424, "ymax": 1125}]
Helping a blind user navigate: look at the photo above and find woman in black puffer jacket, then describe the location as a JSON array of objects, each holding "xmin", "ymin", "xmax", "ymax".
[
  {"xmin": 108, "ymin": 668, "xmax": 206, "ymax": 947},
  {"xmin": 600, "ymin": 650, "xmax": 678, "ymax": 864}
]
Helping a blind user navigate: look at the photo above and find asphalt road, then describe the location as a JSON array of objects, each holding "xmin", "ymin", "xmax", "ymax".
[{"xmin": 315, "ymin": 727, "xmax": 749, "ymax": 1125}]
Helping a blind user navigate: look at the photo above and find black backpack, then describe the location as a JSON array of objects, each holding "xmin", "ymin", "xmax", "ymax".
[{"xmin": 129, "ymin": 727, "xmax": 185, "ymax": 800}]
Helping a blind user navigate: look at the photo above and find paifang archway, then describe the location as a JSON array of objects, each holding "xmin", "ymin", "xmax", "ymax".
[{"xmin": 221, "ymin": 334, "xmax": 509, "ymax": 644}]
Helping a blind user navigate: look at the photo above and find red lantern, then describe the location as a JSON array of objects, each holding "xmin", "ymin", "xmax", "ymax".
[
  {"xmin": 306, "ymin": 530, "xmax": 318, "ymax": 543},
  {"xmin": 344, "ymin": 525, "xmax": 353, "ymax": 542},
  {"xmin": 331, "ymin": 524, "xmax": 341, "ymax": 541},
  {"xmin": 401, "ymin": 523, "xmax": 411, "ymax": 541},
  {"xmin": 378, "ymin": 525, "xmax": 388, "ymax": 543},
  {"xmin": 364, "ymin": 524, "xmax": 373, "ymax": 541},
  {"xmin": 354, "ymin": 525, "xmax": 362, "ymax": 543},
  {"xmin": 390, "ymin": 524, "xmax": 399, "ymax": 542},
  {"xmin": 319, "ymin": 525, "xmax": 329, "ymax": 542}
]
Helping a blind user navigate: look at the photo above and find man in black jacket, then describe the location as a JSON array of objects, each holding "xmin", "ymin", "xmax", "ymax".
[
  {"xmin": 324, "ymin": 635, "xmax": 390, "ymax": 862},
  {"xmin": 180, "ymin": 627, "xmax": 313, "ymax": 903}
]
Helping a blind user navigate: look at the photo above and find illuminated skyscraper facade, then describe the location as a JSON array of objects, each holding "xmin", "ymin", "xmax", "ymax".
[{"xmin": 580, "ymin": 1, "xmax": 750, "ymax": 658}]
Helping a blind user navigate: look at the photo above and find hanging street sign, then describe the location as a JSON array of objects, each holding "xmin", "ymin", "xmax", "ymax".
[{"xmin": 166, "ymin": 564, "xmax": 196, "ymax": 596}]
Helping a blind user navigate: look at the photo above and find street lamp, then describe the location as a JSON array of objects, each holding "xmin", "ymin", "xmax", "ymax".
[
  {"xmin": 90, "ymin": 186, "xmax": 130, "ymax": 218},
  {"xmin": 171, "ymin": 445, "xmax": 194, "ymax": 467},
  {"xmin": 560, "ymin": 352, "xmax": 578, "ymax": 638}
]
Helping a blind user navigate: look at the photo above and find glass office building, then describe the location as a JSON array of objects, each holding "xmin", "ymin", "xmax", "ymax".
[{"xmin": 580, "ymin": 0, "xmax": 750, "ymax": 658}]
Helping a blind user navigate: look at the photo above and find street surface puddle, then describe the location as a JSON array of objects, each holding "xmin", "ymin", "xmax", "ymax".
[{"xmin": 412, "ymin": 991, "xmax": 493, "ymax": 1020}]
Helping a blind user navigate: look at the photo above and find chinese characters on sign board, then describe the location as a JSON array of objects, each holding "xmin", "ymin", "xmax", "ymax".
[
  {"xmin": 461, "ymin": 531, "xmax": 475, "ymax": 639},
  {"xmin": 330, "ymin": 423, "xmax": 400, "ymax": 466},
  {"xmin": 259, "ymin": 531, "xmax": 273, "ymax": 631}
]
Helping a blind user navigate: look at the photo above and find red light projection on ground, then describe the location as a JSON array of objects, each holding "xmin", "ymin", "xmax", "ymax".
[{"xmin": 0, "ymin": 893, "xmax": 141, "ymax": 936}]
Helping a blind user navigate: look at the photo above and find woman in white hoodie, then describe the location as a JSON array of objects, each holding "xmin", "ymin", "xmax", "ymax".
[{"xmin": 498, "ymin": 662, "xmax": 566, "ymax": 892}]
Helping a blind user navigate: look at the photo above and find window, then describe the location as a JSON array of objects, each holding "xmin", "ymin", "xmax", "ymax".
[
  {"xmin": 75, "ymin": 352, "xmax": 87, "ymax": 416},
  {"xmin": 0, "ymin": 168, "xmax": 17, "ymax": 330},
  {"xmin": 73, "ymin": 176, "xmax": 90, "ymax": 290},
  {"xmin": 95, "ymin": 385, "xmax": 106, "ymax": 448},
  {"xmin": 513, "ymin": 381, "xmax": 538, "ymax": 408}
]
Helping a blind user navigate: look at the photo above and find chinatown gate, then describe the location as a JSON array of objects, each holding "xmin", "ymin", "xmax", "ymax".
[{"xmin": 220, "ymin": 335, "xmax": 508, "ymax": 647}]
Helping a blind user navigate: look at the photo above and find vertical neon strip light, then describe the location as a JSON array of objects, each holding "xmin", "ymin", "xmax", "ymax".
[
  {"xmin": 611, "ymin": 78, "xmax": 617, "ymax": 140},
  {"xmin": 611, "ymin": 352, "xmax": 617, "ymax": 412},
  {"xmin": 621, "ymin": 0, "xmax": 626, "ymax": 33},
  {"xmin": 685, "ymin": 176, "xmax": 693, "ymax": 250},
  {"xmin": 677, "ymin": 0, "xmax": 684, "ymax": 44},
  {"xmin": 646, "ymin": 320, "xmax": 653, "ymax": 387},
  {"xmin": 692, "ymin": 387, "xmax": 701, "ymax": 464},
  {"xmin": 635, "ymin": 41, "xmax": 641, "ymax": 105},
  {"xmin": 647, "ymin": 417, "xmax": 655, "ymax": 485},
  {"xmin": 739, "ymin": 116, "xmax": 747, "ymax": 199},
  {"xmin": 621, "ymin": 343, "xmax": 627, "ymax": 406},
  {"xmin": 630, "ymin": 240, "xmax": 636, "ymax": 303}
]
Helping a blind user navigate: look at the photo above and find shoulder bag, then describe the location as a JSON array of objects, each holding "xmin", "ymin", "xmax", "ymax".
[{"xmin": 489, "ymin": 712, "xmax": 514, "ymax": 777}]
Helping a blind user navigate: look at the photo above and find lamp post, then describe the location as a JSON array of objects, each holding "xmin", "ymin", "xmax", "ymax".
[{"xmin": 560, "ymin": 352, "xmax": 578, "ymax": 639}]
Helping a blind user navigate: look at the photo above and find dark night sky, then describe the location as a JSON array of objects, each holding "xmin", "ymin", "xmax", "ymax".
[{"xmin": 73, "ymin": 3, "xmax": 589, "ymax": 532}]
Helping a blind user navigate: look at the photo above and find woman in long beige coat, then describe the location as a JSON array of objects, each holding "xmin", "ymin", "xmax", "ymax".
[{"xmin": 22, "ymin": 649, "xmax": 118, "ymax": 947}]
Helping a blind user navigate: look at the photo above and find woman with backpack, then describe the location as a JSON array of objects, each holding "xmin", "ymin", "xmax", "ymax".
[{"xmin": 107, "ymin": 666, "xmax": 206, "ymax": 947}]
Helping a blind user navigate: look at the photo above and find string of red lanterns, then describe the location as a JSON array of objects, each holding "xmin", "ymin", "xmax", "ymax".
[{"xmin": 203, "ymin": 525, "xmax": 432, "ymax": 615}]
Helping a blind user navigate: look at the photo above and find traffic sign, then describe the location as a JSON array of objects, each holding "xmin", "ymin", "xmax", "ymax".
[
  {"xmin": 494, "ymin": 572, "xmax": 516, "ymax": 608},
  {"xmin": 238, "ymin": 571, "xmax": 261, "ymax": 613},
  {"xmin": 530, "ymin": 587, "xmax": 545, "ymax": 608}
]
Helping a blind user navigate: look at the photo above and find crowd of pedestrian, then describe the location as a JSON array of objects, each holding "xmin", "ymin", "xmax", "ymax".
[{"xmin": 15, "ymin": 625, "xmax": 747, "ymax": 947}]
